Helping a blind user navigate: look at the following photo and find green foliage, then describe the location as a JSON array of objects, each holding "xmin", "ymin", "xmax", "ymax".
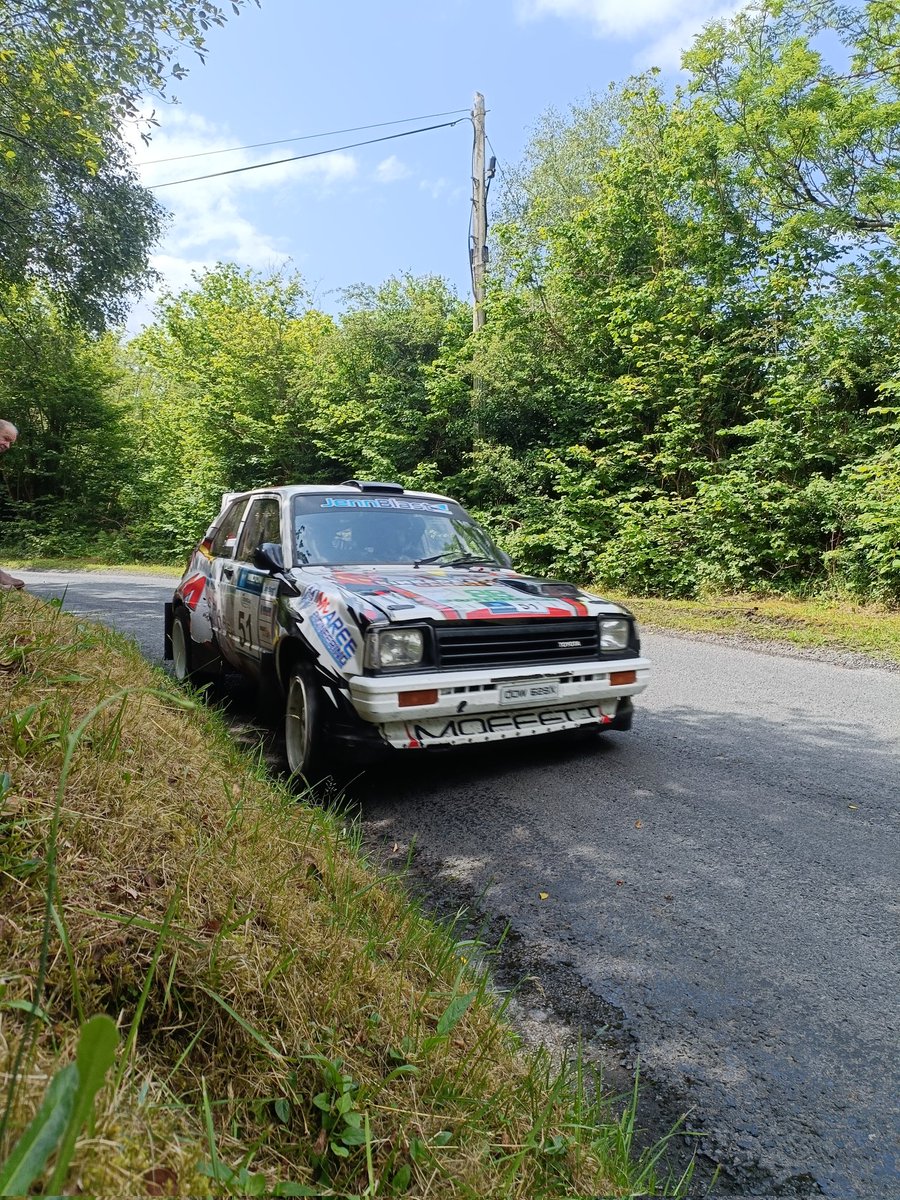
[
  {"xmin": 0, "ymin": 0, "xmax": 256, "ymax": 328},
  {"xmin": 826, "ymin": 447, "xmax": 900, "ymax": 599},
  {"xmin": 0, "ymin": 288, "xmax": 134, "ymax": 554},
  {"xmin": 685, "ymin": 0, "xmax": 900, "ymax": 237},
  {"xmin": 466, "ymin": 8, "xmax": 900, "ymax": 601},
  {"xmin": 115, "ymin": 267, "xmax": 473, "ymax": 560},
  {"xmin": 302, "ymin": 273, "xmax": 473, "ymax": 484},
  {"xmin": 122, "ymin": 263, "xmax": 325, "ymax": 558},
  {"xmin": 2, "ymin": 0, "xmax": 899, "ymax": 601},
  {"xmin": 0, "ymin": 1015, "xmax": 118, "ymax": 1196},
  {"xmin": 0, "ymin": 1063, "xmax": 78, "ymax": 1195}
]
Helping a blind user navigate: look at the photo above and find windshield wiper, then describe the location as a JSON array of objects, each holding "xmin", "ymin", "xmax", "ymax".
[{"xmin": 414, "ymin": 551, "xmax": 498, "ymax": 568}]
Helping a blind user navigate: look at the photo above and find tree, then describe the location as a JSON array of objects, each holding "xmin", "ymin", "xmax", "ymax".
[
  {"xmin": 684, "ymin": 0, "xmax": 900, "ymax": 238},
  {"xmin": 306, "ymin": 275, "xmax": 472, "ymax": 486},
  {"xmin": 0, "ymin": 0, "xmax": 258, "ymax": 328},
  {"xmin": 475, "ymin": 5, "xmax": 900, "ymax": 596},
  {"xmin": 0, "ymin": 286, "xmax": 132, "ymax": 552},
  {"xmin": 123, "ymin": 263, "xmax": 330, "ymax": 557}
]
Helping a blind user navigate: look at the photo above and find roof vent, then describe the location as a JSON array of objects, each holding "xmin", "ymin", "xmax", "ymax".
[{"xmin": 341, "ymin": 479, "xmax": 405, "ymax": 495}]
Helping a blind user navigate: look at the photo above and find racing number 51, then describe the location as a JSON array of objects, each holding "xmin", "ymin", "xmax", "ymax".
[{"xmin": 237, "ymin": 607, "xmax": 252, "ymax": 646}]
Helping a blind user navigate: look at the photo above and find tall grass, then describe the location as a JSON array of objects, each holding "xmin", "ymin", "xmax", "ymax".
[{"xmin": 0, "ymin": 590, "xmax": 691, "ymax": 1196}]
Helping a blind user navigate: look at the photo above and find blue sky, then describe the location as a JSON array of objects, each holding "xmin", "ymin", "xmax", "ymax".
[{"xmin": 128, "ymin": 0, "xmax": 737, "ymax": 327}]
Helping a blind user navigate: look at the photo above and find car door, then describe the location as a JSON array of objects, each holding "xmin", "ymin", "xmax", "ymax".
[
  {"xmin": 223, "ymin": 495, "xmax": 282, "ymax": 665},
  {"xmin": 203, "ymin": 496, "xmax": 250, "ymax": 650}
]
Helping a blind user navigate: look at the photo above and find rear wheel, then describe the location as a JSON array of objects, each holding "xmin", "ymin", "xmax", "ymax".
[{"xmin": 284, "ymin": 663, "xmax": 330, "ymax": 780}]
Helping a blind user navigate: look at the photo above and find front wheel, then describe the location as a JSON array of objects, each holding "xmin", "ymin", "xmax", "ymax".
[{"xmin": 284, "ymin": 664, "xmax": 330, "ymax": 780}]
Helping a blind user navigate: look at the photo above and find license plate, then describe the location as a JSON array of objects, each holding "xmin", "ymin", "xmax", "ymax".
[{"xmin": 499, "ymin": 680, "xmax": 560, "ymax": 706}]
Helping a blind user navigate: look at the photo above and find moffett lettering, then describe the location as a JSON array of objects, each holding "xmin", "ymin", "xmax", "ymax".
[{"xmin": 411, "ymin": 705, "xmax": 600, "ymax": 741}]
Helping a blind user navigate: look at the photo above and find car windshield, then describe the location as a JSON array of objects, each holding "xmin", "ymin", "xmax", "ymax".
[{"xmin": 291, "ymin": 494, "xmax": 503, "ymax": 567}]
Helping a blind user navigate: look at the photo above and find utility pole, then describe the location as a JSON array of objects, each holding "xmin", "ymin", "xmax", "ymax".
[{"xmin": 471, "ymin": 92, "xmax": 487, "ymax": 333}]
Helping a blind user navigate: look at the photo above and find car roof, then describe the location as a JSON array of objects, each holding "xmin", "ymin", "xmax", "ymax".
[{"xmin": 221, "ymin": 483, "xmax": 457, "ymax": 508}]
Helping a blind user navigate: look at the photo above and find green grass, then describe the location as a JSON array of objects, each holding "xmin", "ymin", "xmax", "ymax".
[
  {"xmin": 3, "ymin": 556, "xmax": 180, "ymax": 575},
  {"xmin": 603, "ymin": 590, "xmax": 900, "ymax": 667},
  {"xmin": 0, "ymin": 591, "xmax": 691, "ymax": 1198}
]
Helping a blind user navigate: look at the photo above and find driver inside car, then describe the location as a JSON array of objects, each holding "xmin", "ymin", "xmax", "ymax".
[{"xmin": 353, "ymin": 513, "xmax": 426, "ymax": 563}]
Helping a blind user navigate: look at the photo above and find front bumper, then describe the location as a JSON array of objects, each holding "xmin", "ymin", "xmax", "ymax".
[{"xmin": 348, "ymin": 657, "xmax": 650, "ymax": 749}]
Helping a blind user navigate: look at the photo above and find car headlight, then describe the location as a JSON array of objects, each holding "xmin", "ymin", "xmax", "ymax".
[
  {"xmin": 599, "ymin": 617, "xmax": 630, "ymax": 651},
  {"xmin": 365, "ymin": 627, "xmax": 425, "ymax": 670}
]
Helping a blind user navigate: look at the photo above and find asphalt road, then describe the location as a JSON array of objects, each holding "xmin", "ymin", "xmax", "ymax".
[{"xmin": 18, "ymin": 569, "xmax": 900, "ymax": 1198}]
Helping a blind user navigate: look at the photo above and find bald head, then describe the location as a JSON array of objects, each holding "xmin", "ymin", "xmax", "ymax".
[{"xmin": 0, "ymin": 421, "xmax": 18, "ymax": 453}]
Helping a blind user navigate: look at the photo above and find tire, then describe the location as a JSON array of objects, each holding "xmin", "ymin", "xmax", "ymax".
[
  {"xmin": 284, "ymin": 663, "xmax": 330, "ymax": 780},
  {"xmin": 171, "ymin": 608, "xmax": 215, "ymax": 685}
]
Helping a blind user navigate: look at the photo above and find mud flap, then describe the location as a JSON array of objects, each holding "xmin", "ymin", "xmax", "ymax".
[
  {"xmin": 608, "ymin": 696, "xmax": 633, "ymax": 731},
  {"xmin": 163, "ymin": 602, "xmax": 174, "ymax": 660}
]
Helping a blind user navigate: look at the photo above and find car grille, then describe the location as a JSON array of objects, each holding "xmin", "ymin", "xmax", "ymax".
[{"xmin": 435, "ymin": 618, "xmax": 601, "ymax": 669}]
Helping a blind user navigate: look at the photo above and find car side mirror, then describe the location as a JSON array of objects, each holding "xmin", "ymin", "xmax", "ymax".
[
  {"xmin": 499, "ymin": 551, "xmax": 513, "ymax": 568},
  {"xmin": 253, "ymin": 542, "xmax": 285, "ymax": 573}
]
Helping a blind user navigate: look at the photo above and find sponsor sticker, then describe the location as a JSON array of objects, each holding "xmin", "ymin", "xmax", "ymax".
[
  {"xmin": 394, "ymin": 704, "xmax": 608, "ymax": 746},
  {"xmin": 180, "ymin": 573, "xmax": 207, "ymax": 610},
  {"xmin": 309, "ymin": 594, "xmax": 358, "ymax": 667},
  {"xmin": 258, "ymin": 579, "xmax": 279, "ymax": 650},
  {"xmin": 236, "ymin": 568, "xmax": 265, "ymax": 594},
  {"xmin": 320, "ymin": 497, "xmax": 451, "ymax": 512},
  {"xmin": 340, "ymin": 576, "xmax": 548, "ymax": 615}
]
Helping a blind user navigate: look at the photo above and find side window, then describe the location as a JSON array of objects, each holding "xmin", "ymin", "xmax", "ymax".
[
  {"xmin": 211, "ymin": 498, "xmax": 249, "ymax": 558},
  {"xmin": 236, "ymin": 498, "xmax": 282, "ymax": 561}
]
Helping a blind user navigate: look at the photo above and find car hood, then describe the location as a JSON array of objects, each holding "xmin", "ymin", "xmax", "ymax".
[{"xmin": 291, "ymin": 565, "xmax": 627, "ymax": 623}]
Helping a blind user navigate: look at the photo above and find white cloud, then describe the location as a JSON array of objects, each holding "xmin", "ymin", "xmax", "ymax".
[
  {"xmin": 519, "ymin": 0, "xmax": 726, "ymax": 41},
  {"xmin": 123, "ymin": 108, "xmax": 358, "ymax": 331},
  {"xmin": 419, "ymin": 176, "xmax": 449, "ymax": 200},
  {"xmin": 374, "ymin": 155, "xmax": 411, "ymax": 183},
  {"xmin": 126, "ymin": 253, "xmax": 210, "ymax": 331},
  {"xmin": 636, "ymin": 1, "xmax": 742, "ymax": 69},
  {"xmin": 417, "ymin": 176, "xmax": 466, "ymax": 205},
  {"xmin": 131, "ymin": 111, "xmax": 357, "ymax": 196}
]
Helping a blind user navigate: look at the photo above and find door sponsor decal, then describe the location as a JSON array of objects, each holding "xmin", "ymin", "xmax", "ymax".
[{"xmin": 236, "ymin": 568, "xmax": 265, "ymax": 594}]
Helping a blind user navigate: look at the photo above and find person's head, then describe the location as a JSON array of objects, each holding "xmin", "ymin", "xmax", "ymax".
[
  {"xmin": 361, "ymin": 513, "xmax": 426, "ymax": 562},
  {"xmin": 0, "ymin": 421, "xmax": 18, "ymax": 453}
]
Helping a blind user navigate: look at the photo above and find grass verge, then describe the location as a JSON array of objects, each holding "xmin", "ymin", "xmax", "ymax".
[
  {"xmin": 2, "ymin": 557, "xmax": 180, "ymax": 575},
  {"xmin": 0, "ymin": 591, "xmax": 690, "ymax": 1198},
  {"xmin": 606, "ymin": 591, "xmax": 900, "ymax": 667}
]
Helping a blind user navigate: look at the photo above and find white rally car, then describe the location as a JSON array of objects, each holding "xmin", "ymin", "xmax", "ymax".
[{"xmin": 164, "ymin": 481, "xmax": 651, "ymax": 777}]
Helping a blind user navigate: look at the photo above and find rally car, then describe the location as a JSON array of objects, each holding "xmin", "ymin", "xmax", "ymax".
[{"xmin": 164, "ymin": 480, "xmax": 651, "ymax": 777}]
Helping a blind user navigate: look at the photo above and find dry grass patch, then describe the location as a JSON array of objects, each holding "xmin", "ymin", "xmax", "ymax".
[{"xmin": 0, "ymin": 592, "xmax": 684, "ymax": 1198}]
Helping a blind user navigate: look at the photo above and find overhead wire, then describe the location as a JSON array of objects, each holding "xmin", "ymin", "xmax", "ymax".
[
  {"xmin": 148, "ymin": 118, "xmax": 468, "ymax": 189},
  {"xmin": 141, "ymin": 108, "xmax": 471, "ymax": 165}
]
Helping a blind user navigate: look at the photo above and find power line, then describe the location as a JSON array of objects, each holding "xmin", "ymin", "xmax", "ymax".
[
  {"xmin": 141, "ymin": 108, "xmax": 471, "ymax": 165},
  {"xmin": 148, "ymin": 118, "xmax": 468, "ymax": 189}
]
